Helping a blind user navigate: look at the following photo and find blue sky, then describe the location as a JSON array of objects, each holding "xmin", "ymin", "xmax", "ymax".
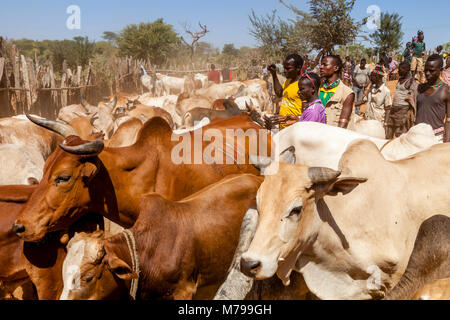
[{"xmin": 0, "ymin": 0, "xmax": 448, "ymax": 51}]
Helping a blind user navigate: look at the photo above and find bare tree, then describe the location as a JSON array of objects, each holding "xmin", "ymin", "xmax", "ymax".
[{"xmin": 181, "ymin": 22, "xmax": 210, "ymax": 62}]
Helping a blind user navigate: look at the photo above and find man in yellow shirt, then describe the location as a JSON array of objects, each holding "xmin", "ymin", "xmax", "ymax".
[{"xmin": 264, "ymin": 54, "xmax": 304, "ymax": 129}]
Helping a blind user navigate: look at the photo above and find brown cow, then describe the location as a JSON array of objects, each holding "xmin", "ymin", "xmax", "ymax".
[
  {"xmin": 60, "ymin": 174, "xmax": 262, "ymax": 300},
  {"xmin": 0, "ymin": 185, "xmax": 103, "ymax": 300},
  {"xmin": 0, "ymin": 186, "xmax": 35, "ymax": 299},
  {"xmin": 384, "ymin": 215, "xmax": 450, "ymax": 300},
  {"xmin": 13, "ymin": 114, "xmax": 270, "ymax": 242}
]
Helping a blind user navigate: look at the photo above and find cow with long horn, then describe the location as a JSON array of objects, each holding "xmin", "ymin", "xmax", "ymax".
[{"xmin": 13, "ymin": 114, "xmax": 271, "ymax": 243}]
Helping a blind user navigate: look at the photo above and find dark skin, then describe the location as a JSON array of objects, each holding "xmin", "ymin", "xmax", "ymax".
[
  {"xmin": 320, "ymin": 56, "xmax": 355, "ymax": 128},
  {"xmin": 352, "ymin": 59, "xmax": 367, "ymax": 89},
  {"xmin": 264, "ymin": 58, "xmax": 302, "ymax": 128},
  {"xmin": 266, "ymin": 77, "xmax": 321, "ymax": 127},
  {"xmin": 419, "ymin": 60, "xmax": 450, "ymax": 142},
  {"xmin": 385, "ymin": 64, "xmax": 413, "ymax": 138},
  {"xmin": 354, "ymin": 72, "xmax": 391, "ymax": 125}
]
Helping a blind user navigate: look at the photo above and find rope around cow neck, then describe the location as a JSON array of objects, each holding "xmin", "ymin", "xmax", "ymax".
[{"xmin": 122, "ymin": 229, "xmax": 140, "ymax": 300}]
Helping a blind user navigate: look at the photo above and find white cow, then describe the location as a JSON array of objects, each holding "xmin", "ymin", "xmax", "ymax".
[
  {"xmin": 140, "ymin": 65, "xmax": 154, "ymax": 94},
  {"xmin": 194, "ymin": 73, "xmax": 208, "ymax": 88},
  {"xmin": 156, "ymin": 73, "xmax": 185, "ymax": 95},
  {"xmin": 137, "ymin": 94, "xmax": 180, "ymax": 127},
  {"xmin": 0, "ymin": 144, "xmax": 44, "ymax": 185},
  {"xmin": 272, "ymin": 122, "xmax": 439, "ymax": 170}
]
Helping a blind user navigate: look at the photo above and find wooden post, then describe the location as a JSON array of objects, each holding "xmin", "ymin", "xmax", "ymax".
[
  {"xmin": 0, "ymin": 58, "xmax": 4, "ymax": 84},
  {"xmin": 61, "ymin": 72, "xmax": 67, "ymax": 108},
  {"xmin": 21, "ymin": 55, "xmax": 32, "ymax": 111},
  {"xmin": 13, "ymin": 55, "xmax": 21, "ymax": 113},
  {"xmin": 49, "ymin": 61, "xmax": 57, "ymax": 118},
  {"xmin": 27, "ymin": 57, "xmax": 38, "ymax": 106},
  {"xmin": 0, "ymin": 57, "xmax": 6, "ymax": 117},
  {"xmin": 76, "ymin": 66, "xmax": 82, "ymax": 86}
]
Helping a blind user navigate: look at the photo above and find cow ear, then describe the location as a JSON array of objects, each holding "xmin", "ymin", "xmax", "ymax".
[
  {"xmin": 81, "ymin": 162, "xmax": 99, "ymax": 186},
  {"xmin": 249, "ymin": 155, "xmax": 272, "ymax": 175},
  {"xmin": 279, "ymin": 146, "xmax": 296, "ymax": 164},
  {"xmin": 108, "ymin": 257, "xmax": 138, "ymax": 281},
  {"xmin": 326, "ymin": 177, "xmax": 368, "ymax": 196}
]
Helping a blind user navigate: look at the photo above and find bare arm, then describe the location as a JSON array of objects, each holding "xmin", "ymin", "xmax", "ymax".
[
  {"xmin": 268, "ymin": 64, "xmax": 283, "ymax": 99},
  {"xmin": 272, "ymin": 73, "xmax": 283, "ymax": 99},
  {"xmin": 444, "ymin": 86, "xmax": 450, "ymax": 143},
  {"xmin": 338, "ymin": 93, "xmax": 355, "ymax": 129}
]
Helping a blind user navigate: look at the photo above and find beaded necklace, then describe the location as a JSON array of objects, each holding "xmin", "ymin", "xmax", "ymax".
[
  {"xmin": 430, "ymin": 80, "xmax": 444, "ymax": 88},
  {"xmin": 322, "ymin": 78, "xmax": 341, "ymax": 90}
]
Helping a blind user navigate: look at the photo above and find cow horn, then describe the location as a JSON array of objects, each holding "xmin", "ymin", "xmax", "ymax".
[
  {"xmin": 107, "ymin": 96, "xmax": 117, "ymax": 110},
  {"xmin": 308, "ymin": 167, "xmax": 341, "ymax": 184},
  {"xmin": 59, "ymin": 140, "xmax": 104, "ymax": 156},
  {"xmin": 26, "ymin": 114, "xmax": 77, "ymax": 138}
]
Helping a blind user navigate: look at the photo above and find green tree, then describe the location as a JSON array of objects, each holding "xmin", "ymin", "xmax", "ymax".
[
  {"xmin": 369, "ymin": 12, "xmax": 404, "ymax": 53},
  {"xmin": 222, "ymin": 44, "xmax": 239, "ymax": 56},
  {"xmin": 442, "ymin": 42, "xmax": 450, "ymax": 52},
  {"xmin": 102, "ymin": 31, "xmax": 118, "ymax": 43},
  {"xmin": 73, "ymin": 36, "xmax": 95, "ymax": 68},
  {"xmin": 280, "ymin": 0, "xmax": 364, "ymax": 63},
  {"xmin": 117, "ymin": 19, "xmax": 181, "ymax": 65},
  {"xmin": 248, "ymin": 9, "xmax": 310, "ymax": 61},
  {"xmin": 336, "ymin": 44, "xmax": 370, "ymax": 61}
]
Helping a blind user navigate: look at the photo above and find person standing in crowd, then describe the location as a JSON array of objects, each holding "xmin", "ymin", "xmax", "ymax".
[
  {"xmin": 388, "ymin": 57, "xmax": 399, "ymax": 81},
  {"xmin": 221, "ymin": 65, "xmax": 231, "ymax": 83},
  {"xmin": 355, "ymin": 66, "xmax": 392, "ymax": 127},
  {"xmin": 434, "ymin": 45, "xmax": 443, "ymax": 57},
  {"xmin": 411, "ymin": 30, "xmax": 426, "ymax": 83},
  {"xmin": 403, "ymin": 42, "xmax": 413, "ymax": 64},
  {"xmin": 352, "ymin": 58, "xmax": 371, "ymax": 115},
  {"xmin": 386, "ymin": 61, "xmax": 418, "ymax": 138},
  {"xmin": 415, "ymin": 54, "xmax": 450, "ymax": 143},
  {"xmin": 208, "ymin": 64, "xmax": 221, "ymax": 84},
  {"xmin": 442, "ymin": 55, "xmax": 450, "ymax": 86},
  {"xmin": 248, "ymin": 59, "xmax": 260, "ymax": 80},
  {"xmin": 297, "ymin": 72, "xmax": 326, "ymax": 124},
  {"xmin": 319, "ymin": 55, "xmax": 355, "ymax": 129},
  {"xmin": 343, "ymin": 56, "xmax": 353, "ymax": 86},
  {"xmin": 264, "ymin": 54, "xmax": 304, "ymax": 129}
]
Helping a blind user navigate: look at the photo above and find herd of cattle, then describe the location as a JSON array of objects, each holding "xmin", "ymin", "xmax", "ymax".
[{"xmin": 0, "ymin": 71, "xmax": 448, "ymax": 300}]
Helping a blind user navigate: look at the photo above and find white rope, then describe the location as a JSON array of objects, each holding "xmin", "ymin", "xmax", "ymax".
[{"xmin": 122, "ymin": 229, "xmax": 140, "ymax": 300}]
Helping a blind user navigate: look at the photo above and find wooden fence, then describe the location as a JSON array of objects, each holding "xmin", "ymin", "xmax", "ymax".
[
  {"xmin": 0, "ymin": 52, "xmax": 151, "ymax": 120},
  {"xmin": 0, "ymin": 43, "xmax": 242, "ymax": 120}
]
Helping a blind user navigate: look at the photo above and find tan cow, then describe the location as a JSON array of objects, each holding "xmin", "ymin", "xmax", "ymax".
[{"xmin": 241, "ymin": 140, "xmax": 450, "ymax": 300}]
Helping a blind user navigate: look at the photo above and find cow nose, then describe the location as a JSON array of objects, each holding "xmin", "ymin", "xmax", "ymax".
[
  {"xmin": 240, "ymin": 257, "xmax": 261, "ymax": 277},
  {"xmin": 12, "ymin": 223, "xmax": 26, "ymax": 235}
]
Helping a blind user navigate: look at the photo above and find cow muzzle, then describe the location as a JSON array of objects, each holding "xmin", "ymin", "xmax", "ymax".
[{"xmin": 240, "ymin": 257, "xmax": 261, "ymax": 278}]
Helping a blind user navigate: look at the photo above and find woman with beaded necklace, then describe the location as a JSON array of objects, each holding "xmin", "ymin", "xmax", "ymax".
[{"xmin": 319, "ymin": 55, "xmax": 355, "ymax": 129}]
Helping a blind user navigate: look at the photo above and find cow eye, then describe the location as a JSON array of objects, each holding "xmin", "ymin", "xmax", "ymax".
[
  {"xmin": 55, "ymin": 176, "xmax": 71, "ymax": 184},
  {"xmin": 289, "ymin": 206, "xmax": 303, "ymax": 217}
]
